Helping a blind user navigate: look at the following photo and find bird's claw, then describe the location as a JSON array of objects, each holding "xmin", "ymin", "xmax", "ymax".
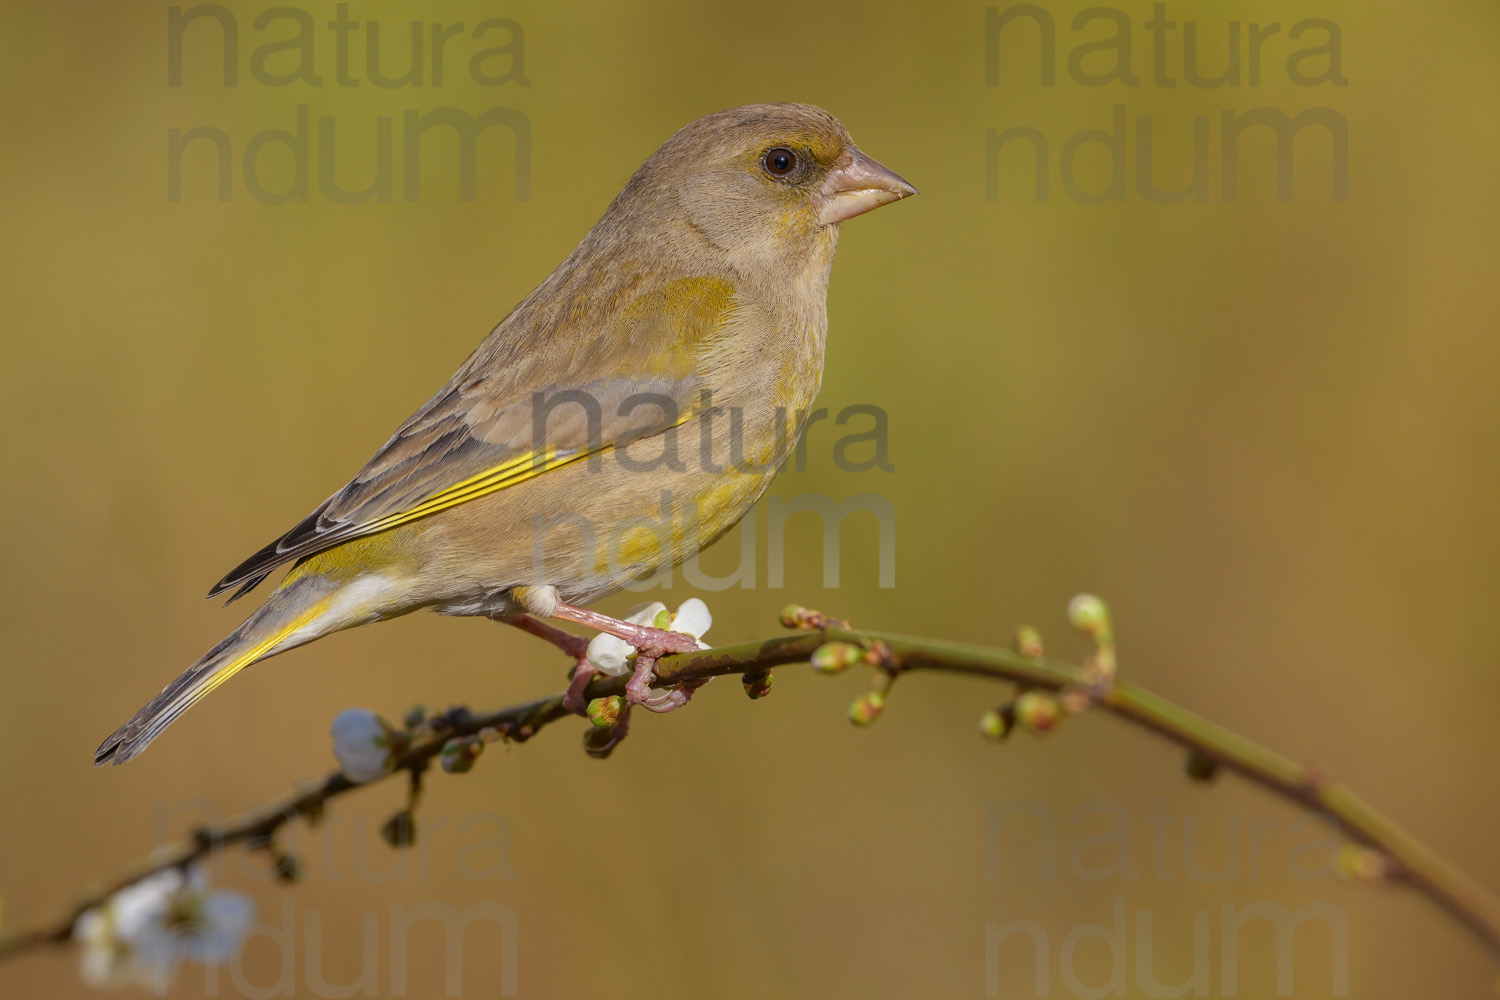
[
  {"xmin": 620, "ymin": 625, "xmax": 702, "ymax": 712},
  {"xmin": 625, "ymin": 655, "xmax": 709, "ymax": 714},
  {"xmin": 630, "ymin": 626, "xmax": 702, "ymax": 659}
]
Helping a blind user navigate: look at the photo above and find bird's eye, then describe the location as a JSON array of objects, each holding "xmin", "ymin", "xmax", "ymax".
[{"xmin": 762, "ymin": 147, "xmax": 798, "ymax": 178}]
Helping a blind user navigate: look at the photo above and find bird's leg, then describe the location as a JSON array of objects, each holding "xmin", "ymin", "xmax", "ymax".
[
  {"xmin": 550, "ymin": 601, "xmax": 703, "ymax": 713},
  {"xmin": 562, "ymin": 662, "xmax": 597, "ymax": 716},
  {"xmin": 549, "ymin": 602, "xmax": 702, "ymax": 656},
  {"xmin": 505, "ymin": 613, "xmax": 595, "ymax": 716},
  {"xmin": 507, "ymin": 612, "xmax": 590, "ymax": 659}
]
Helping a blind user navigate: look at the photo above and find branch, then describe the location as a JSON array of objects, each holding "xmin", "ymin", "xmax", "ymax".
[{"xmin": 3, "ymin": 608, "xmax": 1499, "ymax": 967}]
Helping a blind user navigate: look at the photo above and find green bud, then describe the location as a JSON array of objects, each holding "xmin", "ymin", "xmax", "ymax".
[
  {"xmin": 439, "ymin": 737, "xmax": 484, "ymax": 774},
  {"xmin": 779, "ymin": 604, "xmax": 849, "ymax": 631},
  {"xmin": 979, "ymin": 708, "xmax": 1012, "ymax": 743},
  {"xmin": 653, "ymin": 609, "xmax": 672, "ymax": 630},
  {"xmin": 780, "ymin": 603, "xmax": 811, "ymax": 629},
  {"xmin": 742, "ymin": 670, "xmax": 774, "ymax": 700},
  {"xmin": 848, "ymin": 690, "xmax": 886, "ymax": 727},
  {"xmin": 811, "ymin": 642, "xmax": 863, "ymax": 675},
  {"xmin": 381, "ymin": 811, "xmax": 416, "ymax": 848},
  {"xmin": 586, "ymin": 695, "xmax": 626, "ymax": 729},
  {"xmin": 1012, "ymin": 626, "xmax": 1044, "ymax": 659},
  {"xmin": 1014, "ymin": 691, "xmax": 1062, "ymax": 734},
  {"xmin": 1067, "ymin": 594, "xmax": 1111, "ymax": 639},
  {"xmin": 402, "ymin": 704, "xmax": 426, "ymax": 729}
]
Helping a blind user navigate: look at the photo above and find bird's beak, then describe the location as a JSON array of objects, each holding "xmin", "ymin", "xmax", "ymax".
[{"xmin": 817, "ymin": 149, "xmax": 918, "ymax": 226}]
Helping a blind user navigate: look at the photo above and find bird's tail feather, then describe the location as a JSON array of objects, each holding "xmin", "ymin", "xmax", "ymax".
[{"xmin": 95, "ymin": 576, "xmax": 327, "ymax": 766}]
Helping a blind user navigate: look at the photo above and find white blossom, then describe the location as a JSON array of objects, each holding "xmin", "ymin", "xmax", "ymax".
[
  {"xmin": 73, "ymin": 866, "xmax": 252, "ymax": 991},
  {"xmin": 330, "ymin": 708, "xmax": 399, "ymax": 783},
  {"xmin": 585, "ymin": 599, "xmax": 713, "ymax": 677}
]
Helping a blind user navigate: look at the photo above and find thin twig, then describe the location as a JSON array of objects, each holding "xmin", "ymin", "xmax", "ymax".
[{"xmin": 2, "ymin": 624, "xmax": 1497, "ymax": 964}]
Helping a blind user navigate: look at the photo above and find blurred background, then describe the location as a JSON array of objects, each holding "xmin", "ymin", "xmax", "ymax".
[{"xmin": 2, "ymin": 0, "xmax": 1498, "ymax": 996}]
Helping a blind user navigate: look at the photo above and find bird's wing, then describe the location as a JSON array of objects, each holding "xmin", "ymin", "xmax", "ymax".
[{"xmin": 210, "ymin": 275, "xmax": 737, "ymax": 600}]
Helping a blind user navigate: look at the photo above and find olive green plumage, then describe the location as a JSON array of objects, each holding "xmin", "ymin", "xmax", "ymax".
[{"xmin": 96, "ymin": 103, "xmax": 916, "ymax": 765}]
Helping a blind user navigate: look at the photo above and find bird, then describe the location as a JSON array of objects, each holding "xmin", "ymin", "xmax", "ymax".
[{"xmin": 95, "ymin": 102, "xmax": 917, "ymax": 765}]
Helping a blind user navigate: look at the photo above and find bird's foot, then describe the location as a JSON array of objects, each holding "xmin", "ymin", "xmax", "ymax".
[
  {"xmin": 618, "ymin": 623, "xmax": 711, "ymax": 714},
  {"xmin": 549, "ymin": 601, "xmax": 705, "ymax": 714},
  {"xmin": 624, "ymin": 656, "xmax": 711, "ymax": 713}
]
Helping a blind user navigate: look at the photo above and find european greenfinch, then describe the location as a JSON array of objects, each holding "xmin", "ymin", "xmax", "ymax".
[{"xmin": 97, "ymin": 102, "xmax": 916, "ymax": 765}]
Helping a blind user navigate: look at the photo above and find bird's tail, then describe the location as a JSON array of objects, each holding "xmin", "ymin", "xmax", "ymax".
[{"xmin": 95, "ymin": 572, "xmax": 335, "ymax": 766}]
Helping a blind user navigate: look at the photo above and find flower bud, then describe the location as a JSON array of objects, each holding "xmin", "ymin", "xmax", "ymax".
[
  {"xmin": 780, "ymin": 603, "xmax": 812, "ymax": 629},
  {"xmin": 381, "ymin": 811, "xmax": 416, "ymax": 848},
  {"xmin": 979, "ymin": 707, "xmax": 1012, "ymax": 743},
  {"xmin": 1012, "ymin": 626, "xmax": 1044, "ymax": 659},
  {"xmin": 330, "ymin": 709, "xmax": 400, "ymax": 784},
  {"xmin": 586, "ymin": 695, "xmax": 626, "ymax": 729},
  {"xmin": 742, "ymin": 670, "xmax": 774, "ymax": 700},
  {"xmin": 402, "ymin": 704, "xmax": 426, "ymax": 729},
  {"xmin": 1014, "ymin": 691, "xmax": 1062, "ymax": 734},
  {"xmin": 848, "ymin": 690, "xmax": 886, "ymax": 727},
  {"xmin": 1067, "ymin": 594, "xmax": 1111, "ymax": 639},
  {"xmin": 811, "ymin": 642, "xmax": 863, "ymax": 675},
  {"xmin": 780, "ymin": 604, "xmax": 848, "ymax": 630},
  {"xmin": 1335, "ymin": 845, "xmax": 1392, "ymax": 882},
  {"xmin": 439, "ymin": 736, "xmax": 484, "ymax": 774}
]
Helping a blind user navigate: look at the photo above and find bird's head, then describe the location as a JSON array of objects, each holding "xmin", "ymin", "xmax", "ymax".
[{"xmin": 616, "ymin": 103, "xmax": 918, "ymax": 274}]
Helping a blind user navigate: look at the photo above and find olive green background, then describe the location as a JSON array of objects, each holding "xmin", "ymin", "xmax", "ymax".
[{"xmin": 2, "ymin": 1, "xmax": 1498, "ymax": 997}]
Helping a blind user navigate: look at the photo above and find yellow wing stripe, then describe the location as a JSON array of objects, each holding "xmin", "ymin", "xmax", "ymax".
[
  {"xmin": 340, "ymin": 410, "xmax": 697, "ymax": 541},
  {"xmin": 358, "ymin": 445, "xmax": 577, "ymax": 534}
]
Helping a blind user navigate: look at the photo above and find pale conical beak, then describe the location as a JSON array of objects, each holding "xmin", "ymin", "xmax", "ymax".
[{"xmin": 817, "ymin": 149, "xmax": 918, "ymax": 226}]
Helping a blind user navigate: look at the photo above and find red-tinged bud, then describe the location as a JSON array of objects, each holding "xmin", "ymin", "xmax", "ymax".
[
  {"xmin": 586, "ymin": 695, "xmax": 626, "ymax": 729},
  {"xmin": 1014, "ymin": 691, "xmax": 1062, "ymax": 734},
  {"xmin": 811, "ymin": 642, "xmax": 863, "ymax": 675},
  {"xmin": 439, "ymin": 737, "xmax": 484, "ymax": 774},
  {"xmin": 742, "ymin": 670, "xmax": 774, "ymax": 700},
  {"xmin": 848, "ymin": 690, "xmax": 886, "ymax": 727},
  {"xmin": 1012, "ymin": 627, "xmax": 1044, "ymax": 659}
]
